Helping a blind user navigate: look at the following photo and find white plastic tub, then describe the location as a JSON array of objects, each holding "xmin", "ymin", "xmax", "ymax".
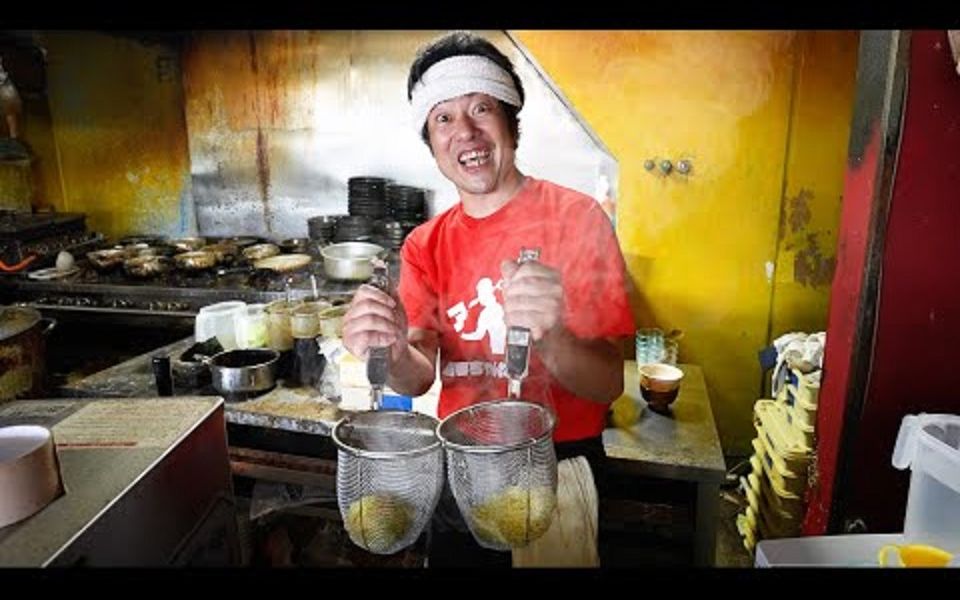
[{"xmin": 892, "ymin": 413, "xmax": 960, "ymax": 552}]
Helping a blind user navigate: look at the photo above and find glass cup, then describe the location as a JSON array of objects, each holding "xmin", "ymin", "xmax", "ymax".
[
  {"xmin": 662, "ymin": 339, "xmax": 679, "ymax": 366},
  {"xmin": 635, "ymin": 328, "xmax": 665, "ymax": 365}
]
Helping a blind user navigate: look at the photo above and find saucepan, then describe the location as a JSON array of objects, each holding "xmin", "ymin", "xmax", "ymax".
[
  {"xmin": 200, "ymin": 348, "xmax": 280, "ymax": 401},
  {"xmin": 320, "ymin": 242, "xmax": 386, "ymax": 281}
]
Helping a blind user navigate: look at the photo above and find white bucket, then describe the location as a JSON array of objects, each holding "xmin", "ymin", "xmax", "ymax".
[{"xmin": 892, "ymin": 413, "xmax": 960, "ymax": 551}]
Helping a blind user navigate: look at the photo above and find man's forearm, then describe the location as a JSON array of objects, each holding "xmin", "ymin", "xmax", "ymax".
[
  {"xmin": 387, "ymin": 342, "xmax": 436, "ymax": 397},
  {"xmin": 537, "ymin": 327, "xmax": 624, "ymax": 403}
]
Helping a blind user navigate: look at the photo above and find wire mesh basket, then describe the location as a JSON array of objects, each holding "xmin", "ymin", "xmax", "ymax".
[
  {"xmin": 436, "ymin": 400, "xmax": 558, "ymax": 551},
  {"xmin": 332, "ymin": 410, "xmax": 444, "ymax": 555}
]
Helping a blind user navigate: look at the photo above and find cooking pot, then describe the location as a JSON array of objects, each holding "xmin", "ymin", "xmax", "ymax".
[
  {"xmin": 203, "ymin": 348, "xmax": 279, "ymax": 402},
  {"xmin": 0, "ymin": 305, "xmax": 56, "ymax": 401},
  {"xmin": 320, "ymin": 242, "xmax": 386, "ymax": 281}
]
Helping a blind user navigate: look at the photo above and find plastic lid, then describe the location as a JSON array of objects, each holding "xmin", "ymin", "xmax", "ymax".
[
  {"xmin": 892, "ymin": 413, "xmax": 960, "ymax": 470},
  {"xmin": 0, "ymin": 306, "xmax": 40, "ymax": 341}
]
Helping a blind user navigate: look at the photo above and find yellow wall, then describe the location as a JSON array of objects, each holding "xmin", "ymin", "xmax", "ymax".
[
  {"xmin": 34, "ymin": 32, "xmax": 191, "ymax": 238},
  {"xmin": 514, "ymin": 31, "xmax": 858, "ymax": 454},
  {"xmin": 770, "ymin": 32, "xmax": 859, "ymax": 344}
]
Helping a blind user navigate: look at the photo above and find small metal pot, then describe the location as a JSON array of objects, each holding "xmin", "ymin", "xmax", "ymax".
[
  {"xmin": 320, "ymin": 242, "xmax": 386, "ymax": 281},
  {"xmin": 204, "ymin": 348, "xmax": 279, "ymax": 401},
  {"xmin": 0, "ymin": 306, "xmax": 56, "ymax": 400}
]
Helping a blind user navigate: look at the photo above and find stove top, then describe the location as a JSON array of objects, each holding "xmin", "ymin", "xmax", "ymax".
[{"xmin": 0, "ymin": 263, "xmax": 359, "ymax": 322}]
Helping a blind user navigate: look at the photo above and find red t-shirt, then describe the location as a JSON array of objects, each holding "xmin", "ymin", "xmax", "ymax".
[{"xmin": 398, "ymin": 177, "xmax": 636, "ymax": 442}]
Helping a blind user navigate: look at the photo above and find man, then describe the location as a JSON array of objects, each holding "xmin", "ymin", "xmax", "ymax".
[{"xmin": 342, "ymin": 31, "xmax": 636, "ymax": 566}]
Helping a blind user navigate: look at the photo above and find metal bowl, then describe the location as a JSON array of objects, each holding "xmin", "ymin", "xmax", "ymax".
[{"xmin": 320, "ymin": 242, "xmax": 385, "ymax": 281}]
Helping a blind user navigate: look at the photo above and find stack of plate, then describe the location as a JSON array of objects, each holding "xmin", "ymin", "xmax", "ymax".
[
  {"xmin": 308, "ymin": 215, "xmax": 343, "ymax": 245},
  {"xmin": 374, "ymin": 220, "xmax": 407, "ymax": 250},
  {"xmin": 334, "ymin": 215, "xmax": 375, "ymax": 243},
  {"xmin": 348, "ymin": 177, "xmax": 390, "ymax": 219},
  {"xmin": 385, "ymin": 184, "xmax": 426, "ymax": 221}
]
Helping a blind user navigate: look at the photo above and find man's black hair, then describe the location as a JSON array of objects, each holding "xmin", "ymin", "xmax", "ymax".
[{"xmin": 408, "ymin": 31, "xmax": 524, "ymax": 149}]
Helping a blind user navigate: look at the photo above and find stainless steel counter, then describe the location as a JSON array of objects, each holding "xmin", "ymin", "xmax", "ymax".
[
  {"xmin": 0, "ymin": 396, "xmax": 238, "ymax": 566},
  {"xmin": 63, "ymin": 346, "xmax": 726, "ymax": 566},
  {"xmin": 59, "ymin": 336, "xmax": 345, "ymax": 436}
]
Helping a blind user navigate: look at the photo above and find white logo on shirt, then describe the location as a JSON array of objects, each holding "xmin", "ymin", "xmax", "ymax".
[{"xmin": 444, "ymin": 276, "xmax": 506, "ymax": 355}]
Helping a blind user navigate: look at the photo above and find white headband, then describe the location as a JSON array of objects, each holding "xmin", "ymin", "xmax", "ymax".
[{"xmin": 410, "ymin": 55, "xmax": 522, "ymax": 133}]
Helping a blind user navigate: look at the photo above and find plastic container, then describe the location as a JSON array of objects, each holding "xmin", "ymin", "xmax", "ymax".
[
  {"xmin": 265, "ymin": 300, "xmax": 295, "ymax": 351},
  {"xmin": 892, "ymin": 413, "xmax": 960, "ymax": 551},
  {"xmin": 788, "ymin": 368, "xmax": 820, "ymax": 407},
  {"xmin": 736, "ymin": 511, "xmax": 758, "ymax": 553},
  {"xmin": 754, "ymin": 400, "xmax": 813, "ymax": 470},
  {"xmin": 755, "ymin": 533, "xmax": 907, "ymax": 567},
  {"xmin": 786, "ymin": 385, "xmax": 818, "ymax": 429},
  {"xmin": 755, "ymin": 428, "xmax": 807, "ymax": 497},
  {"xmin": 744, "ymin": 442, "xmax": 807, "ymax": 519},
  {"xmin": 234, "ymin": 303, "xmax": 267, "ymax": 349},
  {"xmin": 290, "ymin": 300, "xmax": 329, "ymax": 339},
  {"xmin": 194, "ymin": 301, "xmax": 246, "ymax": 350},
  {"xmin": 758, "ymin": 465, "xmax": 805, "ymax": 519},
  {"xmin": 745, "ymin": 455, "xmax": 804, "ymax": 539},
  {"xmin": 318, "ymin": 305, "xmax": 346, "ymax": 339}
]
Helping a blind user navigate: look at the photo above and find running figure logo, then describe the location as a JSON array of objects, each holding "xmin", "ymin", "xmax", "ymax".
[{"xmin": 445, "ymin": 277, "xmax": 506, "ymax": 354}]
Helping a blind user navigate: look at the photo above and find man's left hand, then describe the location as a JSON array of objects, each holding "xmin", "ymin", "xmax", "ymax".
[{"xmin": 500, "ymin": 259, "xmax": 565, "ymax": 342}]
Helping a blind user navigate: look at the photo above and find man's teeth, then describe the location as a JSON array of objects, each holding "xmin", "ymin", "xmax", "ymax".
[{"xmin": 459, "ymin": 150, "xmax": 490, "ymax": 167}]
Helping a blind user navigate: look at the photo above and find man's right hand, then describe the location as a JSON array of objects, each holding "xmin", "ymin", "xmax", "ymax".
[{"xmin": 341, "ymin": 283, "xmax": 409, "ymax": 363}]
